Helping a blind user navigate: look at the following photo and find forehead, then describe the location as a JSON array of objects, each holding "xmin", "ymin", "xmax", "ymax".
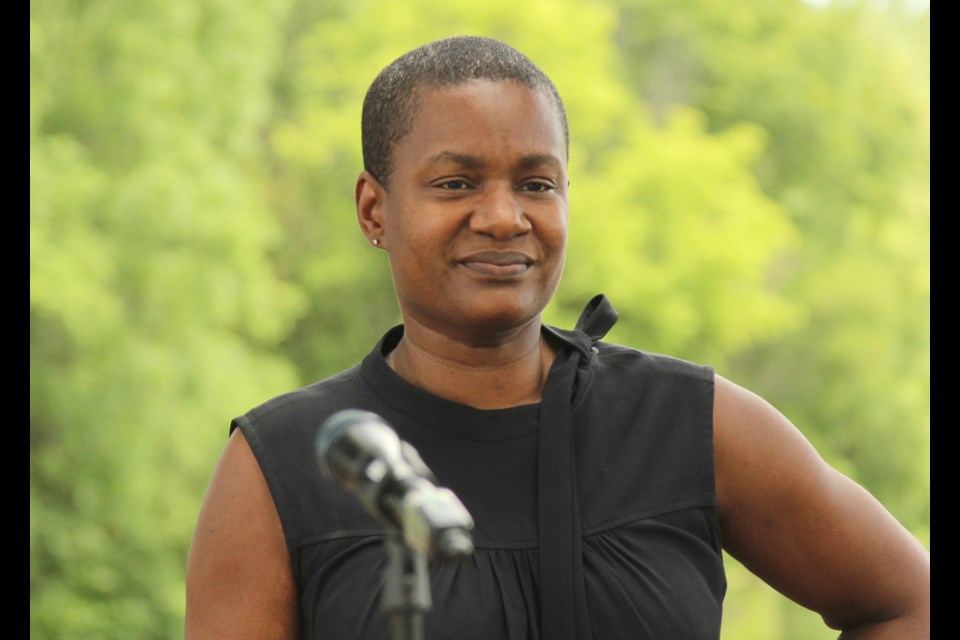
[{"xmin": 394, "ymin": 80, "xmax": 567, "ymax": 170}]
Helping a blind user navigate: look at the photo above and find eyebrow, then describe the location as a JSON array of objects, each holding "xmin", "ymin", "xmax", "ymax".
[
  {"xmin": 425, "ymin": 151, "xmax": 564, "ymax": 174},
  {"xmin": 515, "ymin": 154, "xmax": 565, "ymax": 174},
  {"xmin": 426, "ymin": 151, "xmax": 485, "ymax": 170}
]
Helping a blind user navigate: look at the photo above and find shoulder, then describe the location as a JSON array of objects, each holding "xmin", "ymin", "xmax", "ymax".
[
  {"xmin": 574, "ymin": 339, "xmax": 716, "ymax": 442},
  {"xmin": 230, "ymin": 365, "xmax": 364, "ymax": 437},
  {"xmin": 592, "ymin": 340, "xmax": 713, "ymax": 381},
  {"xmin": 584, "ymin": 341, "xmax": 714, "ymax": 411}
]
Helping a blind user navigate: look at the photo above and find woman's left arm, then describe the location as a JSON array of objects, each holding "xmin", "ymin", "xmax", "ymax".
[{"xmin": 713, "ymin": 374, "xmax": 930, "ymax": 638}]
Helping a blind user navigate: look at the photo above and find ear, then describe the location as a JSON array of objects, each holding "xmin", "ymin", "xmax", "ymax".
[{"xmin": 355, "ymin": 170, "xmax": 387, "ymax": 248}]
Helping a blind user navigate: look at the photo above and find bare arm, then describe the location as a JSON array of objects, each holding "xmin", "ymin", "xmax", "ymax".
[
  {"xmin": 185, "ymin": 429, "xmax": 300, "ymax": 640},
  {"xmin": 713, "ymin": 374, "xmax": 929, "ymax": 638}
]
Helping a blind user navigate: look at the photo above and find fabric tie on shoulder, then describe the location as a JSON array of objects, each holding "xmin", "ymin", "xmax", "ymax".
[
  {"xmin": 544, "ymin": 293, "xmax": 619, "ymax": 360},
  {"xmin": 575, "ymin": 293, "xmax": 619, "ymax": 343},
  {"xmin": 537, "ymin": 294, "xmax": 618, "ymax": 640}
]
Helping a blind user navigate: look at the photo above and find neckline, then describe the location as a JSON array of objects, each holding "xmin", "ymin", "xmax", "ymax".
[{"xmin": 360, "ymin": 324, "xmax": 578, "ymax": 441}]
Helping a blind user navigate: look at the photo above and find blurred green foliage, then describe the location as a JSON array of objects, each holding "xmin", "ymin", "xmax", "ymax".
[{"xmin": 30, "ymin": 0, "xmax": 928, "ymax": 637}]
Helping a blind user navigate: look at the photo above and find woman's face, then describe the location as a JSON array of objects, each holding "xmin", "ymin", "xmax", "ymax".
[{"xmin": 376, "ymin": 79, "xmax": 569, "ymax": 343}]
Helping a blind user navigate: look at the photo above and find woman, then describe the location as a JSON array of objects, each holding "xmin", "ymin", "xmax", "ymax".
[{"xmin": 185, "ymin": 36, "xmax": 929, "ymax": 639}]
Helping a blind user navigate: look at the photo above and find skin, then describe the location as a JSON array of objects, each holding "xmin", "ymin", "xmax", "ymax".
[
  {"xmin": 714, "ymin": 375, "xmax": 930, "ymax": 638},
  {"xmin": 355, "ymin": 80, "xmax": 569, "ymax": 409},
  {"xmin": 185, "ymin": 79, "xmax": 930, "ymax": 639}
]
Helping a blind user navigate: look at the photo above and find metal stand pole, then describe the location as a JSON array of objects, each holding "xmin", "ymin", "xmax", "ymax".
[{"xmin": 381, "ymin": 531, "xmax": 432, "ymax": 640}]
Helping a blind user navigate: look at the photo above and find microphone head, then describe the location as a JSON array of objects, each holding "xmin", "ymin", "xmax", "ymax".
[
  {"xmin": 317, "ymin": 409, "xmax": 379, "ymax": 464},
  {"xmin": 316, "ymin": 409, "xmax": 421, "ymax": 532},
  {"xmin": 316, "ymin": 409, "xmax": 397, "ymax": 485},
  {"xmin": 315, "ymin": 409, "xmax": 475, "ymax": 561}
]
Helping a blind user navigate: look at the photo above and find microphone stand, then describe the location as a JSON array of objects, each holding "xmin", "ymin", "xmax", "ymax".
[
  {"xmin": 315, "ymin": 411, "xmax": 474, "ymax": 640},
  {"xmin": 378, "ymin": 486, "xmax": 476, "ymax": 640},
  {"xmin": 381, "ymin": 530, "xmax": 432, "ymax": 640}
]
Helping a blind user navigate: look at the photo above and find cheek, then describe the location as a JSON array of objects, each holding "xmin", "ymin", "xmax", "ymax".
[
  {"xmin": 388, "ymin": 198, "xmax": 455, "ymax": 241},
  {"xmin": 542, "ymin": 215, "xmax": 568, "ymax": 286},
  {"xmin": 386, "ymin": 222, "xmax": 450, "ymax": 291},
  {"xmin": 541, "ymin": 210, "xmax": 569, "ymax": 253}
]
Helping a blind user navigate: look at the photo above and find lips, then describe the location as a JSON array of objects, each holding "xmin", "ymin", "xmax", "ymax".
[{"xmin": 458, "ymin": 251, "xmax": 534, "ymax": 276}]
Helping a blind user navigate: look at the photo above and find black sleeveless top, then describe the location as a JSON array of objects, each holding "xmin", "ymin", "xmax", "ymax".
[{"xmin": 232, "ymin": 296, "xmax": 726, "ymax": 639}]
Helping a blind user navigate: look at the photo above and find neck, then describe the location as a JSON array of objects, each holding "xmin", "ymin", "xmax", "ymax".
[{"xmin": 386, "ymin": 318, "xmax": 557, "ymax": 409}]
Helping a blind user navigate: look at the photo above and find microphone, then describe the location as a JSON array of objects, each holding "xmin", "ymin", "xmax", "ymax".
[{"xmin": 316, "ymin": 409, "xmax": 475, "ymax": 562}]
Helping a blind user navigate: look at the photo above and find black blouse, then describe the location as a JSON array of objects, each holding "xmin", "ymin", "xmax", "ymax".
[{"xmin": 233, "ymin": 296, "xmax": 726, "ymax": 639}]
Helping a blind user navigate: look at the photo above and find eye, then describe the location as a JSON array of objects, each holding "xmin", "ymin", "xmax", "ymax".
[
  {"xmin": 436, "ymin": 179, "xmax": 471, "ymax": 190},
  {"xmin": 519, "ymin": 181, "xmax": 555, "ymax": 193}
]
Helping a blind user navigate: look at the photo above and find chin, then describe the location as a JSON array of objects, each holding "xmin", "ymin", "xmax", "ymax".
[
  {"xmin": 459, "ymin": 293, "xmax": 547, "ymax": 334},
  {"xmin": 401, "ymin": 286, "xmax": 556, "ymax": 340}
]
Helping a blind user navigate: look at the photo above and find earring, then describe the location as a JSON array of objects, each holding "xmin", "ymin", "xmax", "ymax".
[{"xmin": 372, "ymin": 238, "xmax": 380, "ymax": 246}]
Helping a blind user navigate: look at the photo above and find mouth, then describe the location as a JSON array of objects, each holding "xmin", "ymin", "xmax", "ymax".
[{"xmin": 458, "ymin": 251, "xmax": 534, "ymax": 276}]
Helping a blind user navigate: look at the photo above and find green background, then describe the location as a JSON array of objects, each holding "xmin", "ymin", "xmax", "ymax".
[{"xmin": 30, "ymin": 0, "xmax": 929, "ymax": 637}]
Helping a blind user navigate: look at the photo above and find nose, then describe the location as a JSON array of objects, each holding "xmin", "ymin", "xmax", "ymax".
[{"xmin": 469, "ymin": 182, "xmax": 532, "ymax": 239}]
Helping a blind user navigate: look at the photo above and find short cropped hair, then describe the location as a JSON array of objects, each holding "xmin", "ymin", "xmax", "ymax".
[{"xmin": 361, "ymin": 35, "xmax": 569, "ymax": 188}]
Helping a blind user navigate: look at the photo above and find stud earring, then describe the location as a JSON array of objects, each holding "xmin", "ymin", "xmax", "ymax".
[{"xmin": 372, "ymin": 238, "xmax": 380, "ymax": 246}]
